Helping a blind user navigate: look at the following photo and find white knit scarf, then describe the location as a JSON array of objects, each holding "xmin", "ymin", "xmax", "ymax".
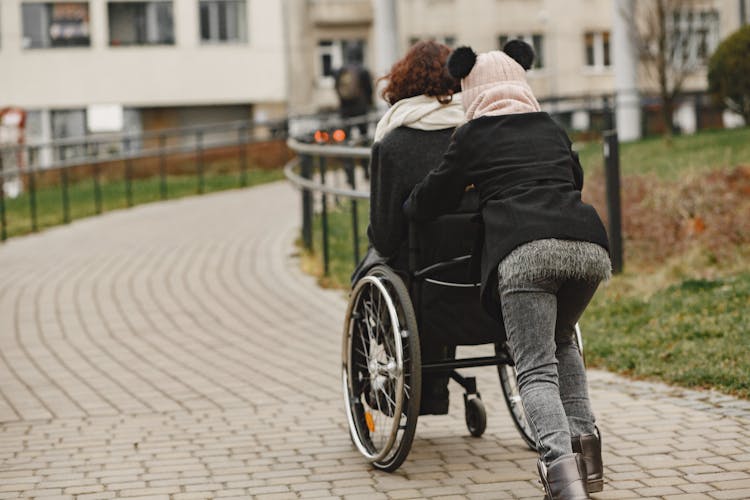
[{"xmin": 373, "ymin": 93, "xmax": 465, "ymax": 143}]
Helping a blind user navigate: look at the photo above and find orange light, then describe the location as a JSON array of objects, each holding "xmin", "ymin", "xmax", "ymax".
[
  {"xmin": 332, "ymin": 129, "xmax": 346, "ymax": 142},
  {"xmin": 313, "ymin": 130, "xmax": 325, "ymax": 143},
  {"xmin": 365, "ymin": 411, "xmax": 375, "ymax": 432}
]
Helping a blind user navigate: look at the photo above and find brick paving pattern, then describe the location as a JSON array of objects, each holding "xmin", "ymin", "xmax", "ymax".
[{"xmin": 1, "ymin": 181, "xmax": 749, "ymax": 499}]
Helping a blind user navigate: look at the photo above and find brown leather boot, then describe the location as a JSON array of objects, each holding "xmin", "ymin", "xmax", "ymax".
[
  {"xmin": 537, "ymin": 453, "xmax": 590, "ymax": 500},
  {"xmin": 571, "ymin": 428, "xmax": 603, "ymax": 493}
]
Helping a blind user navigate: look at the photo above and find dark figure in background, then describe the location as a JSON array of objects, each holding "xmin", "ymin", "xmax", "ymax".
[{"xmin": 334, "ymin": 47, "xmax": 373, "ymax": 141}]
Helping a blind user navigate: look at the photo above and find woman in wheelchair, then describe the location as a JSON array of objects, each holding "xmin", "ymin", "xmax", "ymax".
[
  {"xmin": 404, "ymin": 42, "xmax": 612, "ymax": 499},
  {"xmin": 351, "ymin": 40, "xmax": 464, "ymax": 417}
]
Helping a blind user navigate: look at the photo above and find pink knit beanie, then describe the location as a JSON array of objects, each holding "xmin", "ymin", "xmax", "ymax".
[{"xmin": 448, "ymin": 42, "xmax": 541, "ymax": 120}]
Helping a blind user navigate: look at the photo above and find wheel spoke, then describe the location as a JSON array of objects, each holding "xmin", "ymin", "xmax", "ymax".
[{"xmin": 381, "ymin": 388, "xmax": 397, "ymax": 411}]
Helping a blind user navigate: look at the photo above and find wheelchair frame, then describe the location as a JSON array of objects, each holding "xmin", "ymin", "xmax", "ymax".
[{"xmin": 342, "ymin": 220, "xmax": 591, "ymax": 472}]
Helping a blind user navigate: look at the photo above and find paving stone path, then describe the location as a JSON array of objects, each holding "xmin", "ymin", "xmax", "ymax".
[{"xmin": 1, "ymin": 181, "xmax": 749, "ymax": 499}]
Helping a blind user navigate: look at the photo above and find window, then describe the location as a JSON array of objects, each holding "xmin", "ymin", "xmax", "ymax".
[
  {"xmin": 670, "ymin": 8, "xmax": 719, "ymax": 67},
  {"xmin": 108, "ymin": 1, "xmax": 174, "ymax": 46},
  {"xmin": 199, "ymin": 0, "xmax": 246, "ymax": 43},
  {"xmin": 498, "ymin": 33, "xmax": 544, "ymax": 69},
  {"xmin": 317, "ymin": 39, "xmax": 365, "ymax": 79},
  {"xmin": 22, "ymin": 2, "xmax": 90, "ymax": 49},
  {"xmin": 584, "ymin": 31, "xmax": 611, "ymax": 69},
  {"xmin": 408, "ymin": 35, "xmax": 456, "ymax": 48}
]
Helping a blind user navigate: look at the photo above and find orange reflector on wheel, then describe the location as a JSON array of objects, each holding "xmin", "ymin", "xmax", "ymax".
[{"xmin": 365, "ymin": 411, "xmax": 375, "ymax": 432}]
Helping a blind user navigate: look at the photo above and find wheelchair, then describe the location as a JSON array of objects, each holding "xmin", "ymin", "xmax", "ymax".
[{"xmin": 341, "ymin": 204, "xmax": 585, "ymax": 472}]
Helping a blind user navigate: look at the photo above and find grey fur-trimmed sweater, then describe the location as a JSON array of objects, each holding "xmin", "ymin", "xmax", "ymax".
[{"xmin": 404, "ymin": 112, "xmax": 611, "ymax": 320}]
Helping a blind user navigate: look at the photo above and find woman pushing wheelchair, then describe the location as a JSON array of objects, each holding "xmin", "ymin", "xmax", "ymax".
[{"xmin": 404, "ymin": 42, "xmax": 612, "ymax": 499}]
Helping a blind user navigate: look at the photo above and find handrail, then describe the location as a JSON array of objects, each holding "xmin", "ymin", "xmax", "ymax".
[
  {"xmin": 0, "ymin": 134, "xmax": 271, "ymax": 178},
  {"xmin": 0, "ymin": 117, "xmax": 287, "ymax": 152},
  {"xmin": 284, "ymin": 137, "xmax": 370, "ymax": 200},
  {"xmin": 284, "ymin": 132, "xmax": 375, "ymax": 274},
  {"xmin": 286, "ymin": 137, "xmax": 370, "ymax": 159},
  {"xmin": 284, "ymin": 157, "xmax": 369, "ymax": 200}
]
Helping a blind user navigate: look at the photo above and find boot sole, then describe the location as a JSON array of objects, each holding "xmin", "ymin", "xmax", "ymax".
[{"xmin": 588, "ymin": 478, "xmax": 603, "ymax": 493}]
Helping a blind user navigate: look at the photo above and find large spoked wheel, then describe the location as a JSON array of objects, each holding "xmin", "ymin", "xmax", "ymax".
[
  {"xmin": 342, "ymin": 265, "xmax": 421, "ymax": 472},
  {"xmin": 496, "ymin": 324, "xmax": 586, "ymax": 451}
]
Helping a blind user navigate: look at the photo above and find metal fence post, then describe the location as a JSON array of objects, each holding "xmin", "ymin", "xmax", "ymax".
[
  {"xmin": 196, "ymin": 130, "xmax": 205, "ymax": 194},
  {"xmin": 603, "ymin": 130, "xmax": 624, "ymax": 274},
  {"xmin": 300, "ymin": 154, "xmax": 313, "ymax": 251},
  {"xmin": 345, "ymin": 158, "xmax": 360, "ymax": 265},
  {"xmin": 93, "ymin": 163, "xmax": 102, "ymax": 214},
  {"xmin": 61, "ymin": 167, "xmax": 70, "ymax": 223},
  {"xmin": 124, "ymin": 138, "xmax": 133, "ymax": 207},
  {"xmin": 0, "ymin": 153, "xmax": 6, "ymax": 241},
  {"xmin": 320, "ymin": 156, "xmax": 330, "ymax": 276},
  {"xmin": 59, "ymin": 146, "xmax": 70, "ymax": 224},
  {"xmin": 28, "ymin": 147, "xmax": 38, "ymax": 232},
  {"xmin": 239, "ymin": 126, "xmax": 248, "ymax": 187},
  {"xmin": 159, "ymin": 133, "xmax": 168, "ymax": 200}
]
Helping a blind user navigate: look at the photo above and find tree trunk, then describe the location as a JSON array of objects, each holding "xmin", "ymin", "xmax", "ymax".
[
  {"xmin": 662, "ymin": 94, "xmax": 674, "ymax": 139},
  {"xmin": 656, "ymin": 0, "xmax": 673, "ymax": 139}
]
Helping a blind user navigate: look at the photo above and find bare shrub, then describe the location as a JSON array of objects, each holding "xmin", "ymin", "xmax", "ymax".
[{"xmin": 584, "ymin": 166, "xmax": 750, "ymax": 267}]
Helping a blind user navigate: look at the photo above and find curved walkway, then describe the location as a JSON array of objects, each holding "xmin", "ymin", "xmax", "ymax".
[{"xmin": 1, "ymin": 181, "xmax": 749, "ymax": 500}]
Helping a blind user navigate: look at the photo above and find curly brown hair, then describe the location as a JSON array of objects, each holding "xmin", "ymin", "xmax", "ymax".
[{"xmin": 380, "ymin": 40, "xmax": 461, "ymax": 105}]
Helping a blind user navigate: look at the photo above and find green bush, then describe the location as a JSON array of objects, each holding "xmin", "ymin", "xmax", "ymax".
[{"xmin": 708, "ymin": 25, "xmax": 750, "ymax": 124}]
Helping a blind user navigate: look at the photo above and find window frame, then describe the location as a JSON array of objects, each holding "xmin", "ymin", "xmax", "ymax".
[
  {"xmin": 583, "ymin": 30, "xmax": 612, "ymax": 71},
  {"xmin": 316, "ymin": 38, "xmax": 366, "ymax": 86},
  {"xmin": 21, "ymin": 1, "xmax": 92, "ymax": 49},
  {"xmin": 408, "ymin": 35, "xmax": 456, "ymax": 48},
  {"xmin": 106, "ymin": 0, "xmax": 175, "ymax": 47},
  {"xmin": 498, "ymin": 33, "xmax": 544, "ymax": 70},
  {"xmin": 669, "ymin": 8, "xmax": 719, "ymax": 68},
  {"xmin": 198, "ymin": 0, "xmax": 248, "ymax": 45}
]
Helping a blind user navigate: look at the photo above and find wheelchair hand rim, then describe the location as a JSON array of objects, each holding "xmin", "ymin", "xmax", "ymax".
[{"xmin": 342, "ymin": 274, "xmax": 406, "ymax": 462}]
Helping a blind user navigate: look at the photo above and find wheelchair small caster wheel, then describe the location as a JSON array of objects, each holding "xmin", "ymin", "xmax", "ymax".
[{"xmin": 464, "ymin": 395, "xmax": 487, "ymax": 437}]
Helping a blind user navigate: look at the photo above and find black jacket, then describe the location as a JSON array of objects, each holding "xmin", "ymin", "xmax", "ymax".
[
  {"xmin": 404, "ymin": 112, "xmax": 610, "ymax": 319},
  {"xmin": 368, "ymin": 127, "xmax": 456, "ymax": 265}
]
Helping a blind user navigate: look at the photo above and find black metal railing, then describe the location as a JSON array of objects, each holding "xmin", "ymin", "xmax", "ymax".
[
  {"xmin": 284, "ymin": 125, "xmax": 624, "ymax": 277},
  {"xmin": 284, "ymin": 137, "xmax": 370, "ymax": 275},
  {"xmin": 0, "ymin": 117, "xmax": 289, "ymax": 241}
]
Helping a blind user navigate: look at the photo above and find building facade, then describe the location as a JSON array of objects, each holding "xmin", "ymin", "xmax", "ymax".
[
  {"xmin": 0, "ymin": 0, "xmax": 287, "ymax": 146},
  {"xmin": 288, "ymin": 0, "xmax": 747, "ymax": 132},
  {"xmin": 1, "ymin": 0, "xmax": 747, "ymax": 148}
]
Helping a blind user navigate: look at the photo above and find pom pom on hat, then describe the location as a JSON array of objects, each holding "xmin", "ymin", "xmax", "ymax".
[
  {"xmin": 447, "ymin": 46, "xmax": 477, "ymax": 79},
  {"xmin": 502, "ymin": 39, "xmax": 535, "ymax": 70}
]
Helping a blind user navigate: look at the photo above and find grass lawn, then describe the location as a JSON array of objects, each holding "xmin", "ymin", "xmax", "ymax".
[
  {"xmin": 301, "ymin": 197, "xmax": 369, "ymax": 289},
  {"xmin": 582, "ymin": 271, "xmax": 750, "ymax": 398},
  {"xmin": 1, "ymin": 168, "xmax": 284, "ymax": 240},
  {"xmin": 301, "ymin": 126, "xmax": 750, "ymax": 399},
  {"xmin": 576, "ymin": 126, "xmax": 750, "ymax": 178}
]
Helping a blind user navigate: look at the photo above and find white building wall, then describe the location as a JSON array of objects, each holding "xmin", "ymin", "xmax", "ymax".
[
  {"xmin": 0, "ymin": 0, "xmax": 287, "ymax": 110},
  {"xmin": 396, "ymin": 0, "xmax": 616, "ymax": 101}
]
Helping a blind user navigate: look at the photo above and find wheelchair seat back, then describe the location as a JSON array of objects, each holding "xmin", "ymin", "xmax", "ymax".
[{"xmin": 412, "ymin": 190, "xmax": 506, "ymax": 347}]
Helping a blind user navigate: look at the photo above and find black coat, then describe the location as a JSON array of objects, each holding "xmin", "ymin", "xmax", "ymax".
[
  {"xmin": 367, "ymin": 127, "xmax": 456, "ymax": 266},
  {"xmin": 404, "ymin": 112, "xmax": 610, "ymax": 319}
]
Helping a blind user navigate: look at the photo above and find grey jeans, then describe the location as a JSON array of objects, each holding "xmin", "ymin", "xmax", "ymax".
[{"xmin": 499, "ymin": 274, "xmax": 599, "ymax": 464}]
